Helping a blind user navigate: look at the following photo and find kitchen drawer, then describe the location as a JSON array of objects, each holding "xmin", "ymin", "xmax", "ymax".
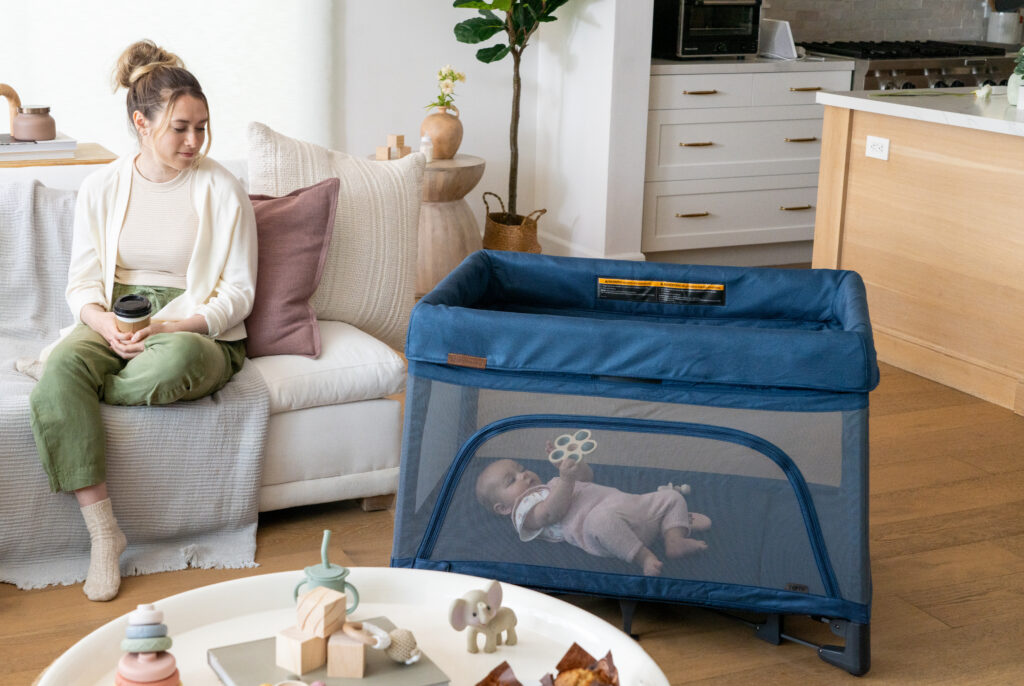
[
  {"xmin": 752, "ymin": 70, "xmax": 852, "ymax": 106},
  {"xmin": 641, "ymin": 174, "xmax": 819, "ymax": 251},
  {"xmin": 646, "ymin": 106, "xmax": 824, "ymax": 181},
  {"xmin": 649, "ymin": 73, "xmax": 753, "ymax": 110}
]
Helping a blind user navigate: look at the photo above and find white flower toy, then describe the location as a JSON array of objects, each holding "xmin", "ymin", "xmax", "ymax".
[{"xmin": 547, "ymin": 429, "xmax": 597, "ymax": 465}]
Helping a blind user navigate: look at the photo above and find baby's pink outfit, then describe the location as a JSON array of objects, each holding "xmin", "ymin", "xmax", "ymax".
[{"xmin": 511, "ymin": 478, "xmax": 690, "ymax": 564}]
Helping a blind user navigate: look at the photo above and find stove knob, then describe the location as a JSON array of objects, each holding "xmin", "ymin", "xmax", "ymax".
[
  {"xmin": 900, "ymin": 82, "xmax": 917, "ymax": 89},
  {"xmin": 881, "ymin": 81, "xmax": 898, "ymax": 91},
  {"xmin": 982, "ymin": 79, "xmax": 996, "ymax": 86},
  {"xmin": 999, "ymin": 78, "xmax": 1008, "ymax": 86},
  {"xmin": 951, "ymin": 80, "xmax": 965, "ymax": 87},
  {"xmin": 931, "ymin": 80, "xmax": 949, "ymax": 88}
]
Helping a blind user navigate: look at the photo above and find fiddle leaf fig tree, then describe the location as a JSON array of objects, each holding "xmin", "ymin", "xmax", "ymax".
[{"xmin": 453, "ymin": 0, "xmax": 571, "ymax": 220}]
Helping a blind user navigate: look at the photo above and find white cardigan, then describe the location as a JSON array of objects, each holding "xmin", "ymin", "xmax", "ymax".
[{"xmin": 64, "ymin": 155, "xmax": 257, "ymax": 342}]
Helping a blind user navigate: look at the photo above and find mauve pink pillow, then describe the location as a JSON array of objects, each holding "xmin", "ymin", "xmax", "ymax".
[{"xmin": 245, "ymin": 177, "xmax": 340, "ymax": 358}]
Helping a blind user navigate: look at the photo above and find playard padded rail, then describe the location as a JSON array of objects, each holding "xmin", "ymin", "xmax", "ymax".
[{"xmin": 408, "ymin": 251, "xmax": 879, "ymax": 393}]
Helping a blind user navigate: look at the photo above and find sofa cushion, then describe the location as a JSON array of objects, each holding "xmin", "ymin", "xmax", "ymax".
[
  {"xmin": 246, "ymin": 121, "xmax": 424, "ymax": 351},
  {"xmin": 247, "ymin": 319, "xmax": 406, "ymax": 414},
  {"xmin": 246, "ymin": 178, "xmax": 339, "ymax": 358}
]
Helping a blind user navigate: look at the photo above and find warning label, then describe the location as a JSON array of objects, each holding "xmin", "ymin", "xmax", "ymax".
[{"xmin": 596, "ymin": 277, "xmax": 726, "ymax": 306}]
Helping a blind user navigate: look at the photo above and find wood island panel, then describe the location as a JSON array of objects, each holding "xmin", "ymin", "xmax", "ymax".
[{"xmin": 813, "ymin": 106, "xmax": 1024, "ymax": 414}]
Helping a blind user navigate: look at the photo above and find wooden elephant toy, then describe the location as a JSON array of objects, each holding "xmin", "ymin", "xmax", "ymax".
[{"xmin": 448, "ymin": 580, "xmax": 518, "ymax": 654}]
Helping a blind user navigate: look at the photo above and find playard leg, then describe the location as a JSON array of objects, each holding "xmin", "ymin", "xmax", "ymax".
[
  {"xmin": 753, "ymin": 613, "xmax": 782, "ymax": 645},
  {"xmin": 818, "ymin": 619, "xmax": 870, "ymax": 677},
  {"xmin": 619, "ymin": 599, "xmax": 639, "ymax": 640}
]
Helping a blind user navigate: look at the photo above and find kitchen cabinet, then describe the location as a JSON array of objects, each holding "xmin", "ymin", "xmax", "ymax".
[
  {"xmin": 642, "ymin": 59, "xmax": 852, "ymax": 265},
  {"xmin": 813, "ymin": 89, "xmax": 1024, "ymax": 415}
]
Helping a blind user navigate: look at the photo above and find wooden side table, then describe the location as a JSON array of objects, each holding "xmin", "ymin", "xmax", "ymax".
[
  {"xmin": 417, "ymin": 154, "xmax": 485, "ymax": 297},
  {"xmin": 0, "ymin": 142, "xmax": 116, "ymax": 168}
]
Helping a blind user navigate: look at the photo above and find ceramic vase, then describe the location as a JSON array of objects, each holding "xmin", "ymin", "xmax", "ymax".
[
  {"xmin": 1008, "ymin": 72, "xmax": 1022, "ymax": 106},
  {"xmin": 420, "ymin": 105, "xmax": 463, "ymax": 160}
]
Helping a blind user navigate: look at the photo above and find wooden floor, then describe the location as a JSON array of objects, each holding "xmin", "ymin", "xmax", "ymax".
[{"xmin": 3, "ymin": 363, "xmax": 1023, "ymax": 685}]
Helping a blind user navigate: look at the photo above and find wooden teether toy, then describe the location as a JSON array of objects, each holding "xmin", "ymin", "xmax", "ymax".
[{"xmin": 547, "ymin": 429, "xmax": 597, "ymax": 464}]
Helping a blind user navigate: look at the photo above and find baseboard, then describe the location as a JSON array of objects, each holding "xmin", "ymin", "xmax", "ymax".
[
  {"xmin": 874, "ymin": 328, "xmax": 1023, "ymax": 415},
  {"xmin": 538, "ymin": 230, "xmax": 645, "ymax": 261}
]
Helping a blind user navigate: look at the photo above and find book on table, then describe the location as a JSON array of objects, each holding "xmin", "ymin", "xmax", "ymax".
[
  {"xmin": 0, "ymin": 132, "xmax": 77, "ymax": 160},
  {"xmin": 207, "ymin": 616, "xmax": 450, "ymax": 686}
]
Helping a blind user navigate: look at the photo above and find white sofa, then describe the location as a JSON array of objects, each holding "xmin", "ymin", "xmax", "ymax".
[{"xmin": 0, "ymin": 133, "xmax": 420, "ymax": 514}]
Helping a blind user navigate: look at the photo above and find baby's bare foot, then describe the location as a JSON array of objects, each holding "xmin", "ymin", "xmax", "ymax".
[
  {"xmin": 635, "ymin": 547, "xmax": 664, "ymax": 576},
  {"xmin": 665, "ymin": 528, "xmax": 708, "ymax": 558},
  {"xmin": 689, "ymin": 512, "xmax": 712, "ymax": 532}
]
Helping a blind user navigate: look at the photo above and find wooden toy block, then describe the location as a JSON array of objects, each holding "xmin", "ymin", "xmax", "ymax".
[
  {"xmin": 387, "ymin": 134, "xmax": 404, "ymax": 148},
  {"xmin": 275, "ymin": 626, "xmax": 327, "ymax": 675},
  {"xmin": 296, "ymin": 587, "xmax": 347, "ymax": 638},
  {"xmin": 375, "ymin": 146, "xmax": 391, "ymax": 161},
  {"xmin": 397, "ymin": 145, "xmax": 412, "ymax": 158},
  {"xmin": 327, "ymin": 630, "xmax": 366, "ymax": 678}
]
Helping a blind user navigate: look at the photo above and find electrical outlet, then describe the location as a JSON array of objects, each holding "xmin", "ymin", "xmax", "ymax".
[{"xmin": 865, "ymin": 135, "xmax": 890, "ymax": 160}]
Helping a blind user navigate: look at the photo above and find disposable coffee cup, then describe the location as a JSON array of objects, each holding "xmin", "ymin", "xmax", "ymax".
[{"xmin": 112, "ymin": 294, "xmax": 152, "ymax": 334}]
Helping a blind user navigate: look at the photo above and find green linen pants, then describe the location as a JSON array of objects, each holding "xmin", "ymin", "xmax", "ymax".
[{"xmin": 29, "ymin": 284, "xmax": 246, "ymax": 493}]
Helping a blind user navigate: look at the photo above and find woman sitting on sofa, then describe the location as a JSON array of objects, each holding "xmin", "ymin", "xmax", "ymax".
[{"xmin": 28, "ymin": 39, "xmax": 257, "ymax": 601}]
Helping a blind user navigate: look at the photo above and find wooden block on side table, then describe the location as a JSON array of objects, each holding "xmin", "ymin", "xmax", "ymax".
[
  {"xmin": 375, "ymin": 146, "xmax": 392, "ymax": 161},
  {"xmin": 275, "ymin": 626, "xmax": 327, "ymax": 675},
  {"xmin": 327, "ymin": 630, "xmax": 366, "ymax": 678},
  {"xmin": 296, "ymin": 587, "xmax": 347, "ymax": 638},
  {"xmin": 387, "ymin": 134, "xmax": 405, "ymax": 148}
]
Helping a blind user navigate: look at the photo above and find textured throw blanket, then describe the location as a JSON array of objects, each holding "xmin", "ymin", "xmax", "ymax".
[{"xmin": 0, "ymin": 181, "xmax": 270, "ymax": 589}]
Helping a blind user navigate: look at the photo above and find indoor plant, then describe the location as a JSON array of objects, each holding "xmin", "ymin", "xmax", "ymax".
[
  {"xmin": 453, "ymin": 0, "xmax": 571, "ymax": 252},
  {"xmin": 1008, "ymin": 46, "xmax": 1024, "ymax": 106}
]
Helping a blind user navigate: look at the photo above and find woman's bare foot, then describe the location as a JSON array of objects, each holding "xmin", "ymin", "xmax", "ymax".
[
  {"xmin": 664, "ymin": 527, "xmax": 708, "ymax": 558},
  {"xmin": 634, "ymin": 547, "xmax": 664, "ymax": 576}
]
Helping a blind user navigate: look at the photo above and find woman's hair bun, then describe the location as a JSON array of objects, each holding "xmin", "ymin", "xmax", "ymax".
[{"xmin": 112, "ymin": 39, "xmax": 185, "ymax": 91}]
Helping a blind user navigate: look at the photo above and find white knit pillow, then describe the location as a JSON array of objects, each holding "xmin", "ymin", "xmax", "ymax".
[{"xmin": 246, "ymin": 122, "xmax": 424, "ymax": 351}]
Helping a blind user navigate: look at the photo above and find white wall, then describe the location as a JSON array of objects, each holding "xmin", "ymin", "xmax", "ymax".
[
  {"xmin": 0, "ymin": 0, "xmax": 335, "ymax": 161},
  {"xmin": 332, "ymin": 1, "xmax": 536, "ymax": 231},
  {"xmin": 535, "ymin": 0, "xmax": 651, "ymax": 259},
  {"xmin": 0, "ymin": 0, "xmax": 539, "ymax": 227}
]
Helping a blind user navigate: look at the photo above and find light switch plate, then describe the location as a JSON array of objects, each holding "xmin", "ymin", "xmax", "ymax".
[{"xmin": 866, "ymin": 135, "xmax": 890, "ymax": 160}]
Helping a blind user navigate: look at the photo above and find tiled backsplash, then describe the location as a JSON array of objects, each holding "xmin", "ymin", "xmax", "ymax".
[{"xmin": 764, "ymin": 0, "xmax": 989, "ymax": 42}]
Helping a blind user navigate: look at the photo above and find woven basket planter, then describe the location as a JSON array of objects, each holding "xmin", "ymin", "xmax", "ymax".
[{"xmin": 481, "ymin": 191, "xmax": 545, "ymax": 253}]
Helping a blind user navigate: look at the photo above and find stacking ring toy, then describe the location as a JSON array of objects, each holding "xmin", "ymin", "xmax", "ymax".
[{"xmin": 548, "ymin": 430, "xmax": 597, "ymax": 464}]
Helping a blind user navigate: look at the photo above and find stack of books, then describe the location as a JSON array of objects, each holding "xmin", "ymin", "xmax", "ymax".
[{"xmin": 0, "ymin": 132, "xmax": 77, "ymax": 161}]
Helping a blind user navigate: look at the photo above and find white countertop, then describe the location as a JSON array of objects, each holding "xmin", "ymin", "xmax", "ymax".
[
  {"xmin": 652, "ymin": 56, "xmax": 854, "ymax": 75},
  {"xmin": 817, "ymin": 87, "xmax": 1024, "ymax": 137}
]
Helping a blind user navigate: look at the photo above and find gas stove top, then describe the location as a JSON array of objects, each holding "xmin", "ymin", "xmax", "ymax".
[
  {"xmin": 799, "ymin": 40, "xmax": 1014, "ymax": 90},
  {"xmin": 799, "ymin": 40, "xmax": 1006, "ymax": 60}
]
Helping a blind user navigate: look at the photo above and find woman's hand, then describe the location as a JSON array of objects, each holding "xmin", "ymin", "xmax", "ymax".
[
  {"xmin": 81, "ymin": 305, "xmax": 209, "ymax": 360},
  {"xmin": 80, "ymin": 304, "xmax": 143, "ymax": 359}
]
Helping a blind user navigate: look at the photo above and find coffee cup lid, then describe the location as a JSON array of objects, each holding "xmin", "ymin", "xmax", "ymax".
[{"xmin": 113, "ymin": 294, "xmax": 152, "ymax": 318}]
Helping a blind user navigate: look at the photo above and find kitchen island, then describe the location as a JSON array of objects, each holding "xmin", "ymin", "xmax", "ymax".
[{"xmin": 813, "ymin": 88, "xmax": 1024, "ymax": 414}]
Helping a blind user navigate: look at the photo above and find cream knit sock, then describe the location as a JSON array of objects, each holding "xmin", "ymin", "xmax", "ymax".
[{"xmin": 80, "ymin": 498, "xmax": 127, "ymax": 602}]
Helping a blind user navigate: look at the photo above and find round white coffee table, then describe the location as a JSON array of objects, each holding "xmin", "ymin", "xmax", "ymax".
[{"xmin": 40, "ymin": 567, "xmax": 668, "ymax": 686}]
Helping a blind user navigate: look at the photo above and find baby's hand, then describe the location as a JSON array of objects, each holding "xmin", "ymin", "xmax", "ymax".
[{"xmin": 558, "ymin": 457, "xmax": 585, "ymax": 480}]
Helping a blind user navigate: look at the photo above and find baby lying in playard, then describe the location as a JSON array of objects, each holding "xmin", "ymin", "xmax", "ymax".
[{"xmin": 475, "ymin": 431, "xmax": 711, "ymax": 576}]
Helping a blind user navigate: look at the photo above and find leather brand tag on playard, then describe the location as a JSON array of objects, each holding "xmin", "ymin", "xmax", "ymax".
[
  {"xmin": 447, "ymin": 353, "xmax": 487, "ymax": 369},
  {"xmin": 596, "ymin": 277, "xmax": 726, "ymax": 306}
]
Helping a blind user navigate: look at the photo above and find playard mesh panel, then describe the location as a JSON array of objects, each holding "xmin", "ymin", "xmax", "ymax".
[{"xmin": 394, "ymin": 381, "xmax": 869, "ymax": 607}]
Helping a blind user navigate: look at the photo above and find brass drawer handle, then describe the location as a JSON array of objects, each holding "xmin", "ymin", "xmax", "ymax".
[
  {"xmin": 679, "ymin": 141, "xmax": 714, "ymax": 147},
  {"xmin": 779, "ymin": 204, "xmax": 813, "ymax": 211},
  {"xmin": 682, "ymin": 89, "xmax": 718, "ymax": 95},
  {"xmin": 790, "ymin": 86, "xmax": 823, "ymax": 92},
  {"xmin": 676, "ymin": 211, "xmax": 710, "ymax": 218},
  {"xmin": 784, "ymin": 136, "xmax": 818, "ymax": 143}
]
